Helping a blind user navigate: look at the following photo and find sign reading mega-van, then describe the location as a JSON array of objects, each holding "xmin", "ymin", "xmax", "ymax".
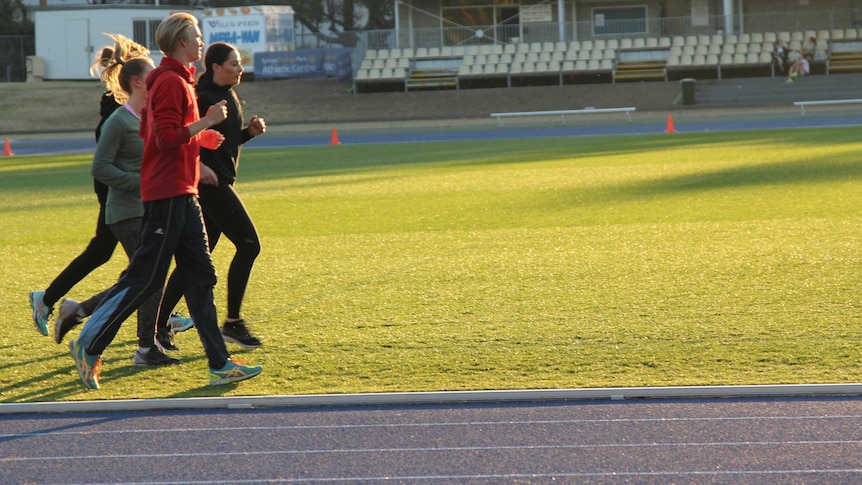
[{"xmin": 200, "ymin": 5, "xmax": 294, "ymax": 74}]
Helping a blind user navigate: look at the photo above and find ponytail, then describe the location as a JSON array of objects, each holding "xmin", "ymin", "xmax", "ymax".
[{"xmin": 95, "ymin": 33, "xmax": 152, "ymax": 104}]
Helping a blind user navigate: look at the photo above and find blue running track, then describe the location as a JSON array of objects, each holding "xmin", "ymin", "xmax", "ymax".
[{"xmin": 7, "ymin": 111, "xmax": 862, "ymax": 156}]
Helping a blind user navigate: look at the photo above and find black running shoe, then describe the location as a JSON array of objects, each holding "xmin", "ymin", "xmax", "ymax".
[
  {"xmin": 133, "ymin": 347, "xmax": 181, "ymax": 366},
  {"xmin": 54, "ymin": 299, "xmax": 83, "ymax": 344},
  {"xmin": 155, "ymin": 327, "xmax": 180, "ymax": 352},
  {"xmin": 221, "ymin": 319, "xmax": 261, "ymax": 349}
]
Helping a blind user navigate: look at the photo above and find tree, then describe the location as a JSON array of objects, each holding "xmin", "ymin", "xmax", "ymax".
[
  {"xmin": 206, "ymin": 0, "xmax": 393, "ymax": 46},
  {"xmin": 86, "ymin": 0, "xmax": 393, "ymax": 47},
  {"xmin": 0, "ymin": 0, "xmax": 33, "ymax": 35}
]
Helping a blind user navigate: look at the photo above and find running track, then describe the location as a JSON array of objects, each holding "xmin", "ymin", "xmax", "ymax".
[
  {"xmin": 7, "ymin": 111, "xmax": 862, "ymax": 157},
  {"xmin": 3, "ymin": 112, "xmax": 862, "ymax": 483},
  {"xmin": 2, "ymin": 396, "xmax": 861, "ymax": 483}
]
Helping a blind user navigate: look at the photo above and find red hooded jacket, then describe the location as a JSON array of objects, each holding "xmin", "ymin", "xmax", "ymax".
[{"xmin": 140, "ymin": 57, "xmax": 200, "ymax": 202}]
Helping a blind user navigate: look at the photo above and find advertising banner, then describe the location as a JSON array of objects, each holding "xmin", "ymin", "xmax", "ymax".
[
  {"xmin": 255, "ymin": 48, "xmax": 353, "ymax": 81},
  {"xmin": 326, "ymin": 49, "xmax": 353, "ymax": 82},
  {"xmin": 201, "ymin": 6, "xmax": 294, "ymax": 74}
]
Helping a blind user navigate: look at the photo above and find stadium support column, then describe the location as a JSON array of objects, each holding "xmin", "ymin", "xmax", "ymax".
[
  {"xmin": 395, "ymin": 0, "xmax": 401, "ymax": 49},
  {"xmin": 723, "ymin": 0, "xmax": 734, "ymax": 35},
  {"xmin": 558, "ymin": 0, "xmax": 565, "ymax": 42},
  {"xmin": 395, "ymin": 0, "xmax": 414, "ymax": 50}
]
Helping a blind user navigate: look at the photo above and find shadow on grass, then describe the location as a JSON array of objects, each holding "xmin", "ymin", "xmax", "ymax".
[
  {"xmin": 636, "ymin": 156, "xmax": 862, "ymax": 195},
  {"xmin": 3, "ymin": 128, "xmax": 857, "ymax": 196},
  {"xmin": 0, "ymin": 351, "xmax": 80, "ymax": 399},
  {"xmin": 2, "ymin": 346, "xmax": 244, "ymax": 402},
  {"xmin": 0, "ymin": 351, "xmax": 155, "ymax": 402},
  {"xmin": 169, "ymin": 382, "xmax": 241, "ymax": 398},
  {"xmin": 513, "ymin": 148, "xmax": 862, "ymax": 216},
  {"xmin": 239, "ymin": 127, "xmax": 856, "ymax": 183},
  {"xmin": 161, "ymin": 349, "xmax": 261, "ymax": 398},
  {"xmin": 240, "ymin": 135, "xmax": 708, "ymax": 182}
]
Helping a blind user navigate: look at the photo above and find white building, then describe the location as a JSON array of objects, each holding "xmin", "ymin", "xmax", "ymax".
[
  {"xmin": 34, "ymin": 5, "xmax": 180, "ymax": 80},
  {"xmin": 32, "ymin": 4, "xmax": 294, "ymax": 80}
]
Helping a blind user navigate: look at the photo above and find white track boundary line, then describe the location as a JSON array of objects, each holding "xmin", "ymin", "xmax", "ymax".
[{"xmin": 1, "ymin": 383, "xmax": 860, "ymax": 415}]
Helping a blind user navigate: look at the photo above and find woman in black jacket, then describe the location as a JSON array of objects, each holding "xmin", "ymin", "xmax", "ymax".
[{"xmin": 157, "ymin": 42, "xmax": 266, "ymax": 349}]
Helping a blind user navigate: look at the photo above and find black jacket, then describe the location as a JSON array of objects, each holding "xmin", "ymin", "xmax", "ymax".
[
  {"xmin": 196, "ymin": 77, "xmax": 253, "ymax": 186},
  {"xmin": 95, "ymin": 91, "xmax": 121, "ymax": 143},
  {"xmin": 94, "ymin": 91, "xmax": 121, "ymax": 197}
]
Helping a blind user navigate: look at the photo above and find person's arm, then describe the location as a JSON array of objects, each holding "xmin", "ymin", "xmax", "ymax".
[
  {"xmin": 244, "ymin": 115, "xmax": 266, "ymax": 142},
  {"xmin": 188, "ymin": 101, "xmax": 227, "ymax": 139},
  {"xmin": 91, "ymin": 114, "xmax": 140, "ymax": 191},
  {"xmin": 194, "ymin": 88, "xmax": 227, "ymax": 186},
  {"xmin": 194, "ymin": 87, "xmax": 229, "ymax": 145},
  {"xmin": 150, "ymin": 76, "xmax": 225, "ymax": 150}
]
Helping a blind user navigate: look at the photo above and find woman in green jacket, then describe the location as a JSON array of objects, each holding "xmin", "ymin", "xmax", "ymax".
[{"xmin": 53, "ymin": 50, "xmax": 189, "ymax": 366}]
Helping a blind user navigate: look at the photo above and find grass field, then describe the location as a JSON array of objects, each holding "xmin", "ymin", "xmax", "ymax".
[{"xmin": 1, "ymin": 127, "xmax": 861, "ymax": 402}]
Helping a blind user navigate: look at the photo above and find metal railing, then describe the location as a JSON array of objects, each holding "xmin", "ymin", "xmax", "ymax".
[
  {"xmin": 9, "ymin": 8, "xmax": 862, "ymax": 82},
  {"xmin": 302, "ymin": 8, "xmax": 862, "ymax": 51}
]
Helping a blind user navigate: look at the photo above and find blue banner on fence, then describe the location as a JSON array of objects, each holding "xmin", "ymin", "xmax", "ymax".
[
  {"xmin": 326, "ymin": 49, "xmax": 353, "ymax": 82},
  {"xmin": 254, "ymin": 48, "xmax": 353, "ymax": 81}
]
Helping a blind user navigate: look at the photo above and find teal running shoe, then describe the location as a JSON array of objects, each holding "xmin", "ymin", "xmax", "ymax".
[
  {"xmin": 167, "ymin": 313, "xmax": 195, "ymax": 333},
  {"xmin": 155, "ymin": 313, "xmax": 195, "ymax": 353},
  {"xmin": 69, "ymin": 339, "xmax": 102, "ymax": 390},
  {"xmin": 209, "ymin": 359, "xmax": 262, "ymax": 386},
  {"xmin": 28, "ymin": 290, "xmax": 52, "ymax": 336}
]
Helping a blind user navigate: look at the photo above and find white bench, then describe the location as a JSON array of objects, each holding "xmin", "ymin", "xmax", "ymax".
[
  {"xmin": 490, "ymin": 107, "xmax": 636, "ymax": 127},
  {"xmin": 793, "ymin": 99, "xmax": 862, "ymax": 116}
]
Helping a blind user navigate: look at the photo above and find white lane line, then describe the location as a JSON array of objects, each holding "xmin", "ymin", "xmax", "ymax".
[
  {"xmin": 42, "ymin": 469, "xmax": 862, "ymax": 485},
  {"xmin": 3, "ymin": 413, "xmax": 862, "ymax": 439},
  {"xmin": 4, "ymin": 440, "xmax": 861, "ymax": 462}
]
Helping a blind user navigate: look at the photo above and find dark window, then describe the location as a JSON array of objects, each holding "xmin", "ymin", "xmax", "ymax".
[{"xmin": 592, "ymin": 6, "xmax": 647, "ymax": 35}]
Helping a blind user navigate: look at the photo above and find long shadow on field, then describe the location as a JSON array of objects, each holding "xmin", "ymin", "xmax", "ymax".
[
  {"xmin": 635, "ymin": 157, "xmax": 862, "ymax": 195},
  {"xmin": 2, "ymin": 128, "xmax": 852, "ymax": 189},
  {"xmin": 508, "ymin": 151, "xmax": 862, "ymax": 221},
  {"xmin": 240, "ymin": 127, "xmax": 855, "ymax": 186}
]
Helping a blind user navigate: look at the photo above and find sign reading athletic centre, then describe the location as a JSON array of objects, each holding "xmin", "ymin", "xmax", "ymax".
[{"xmin": 254, "ymin": 49, "xmax": 353, "ymax": 81}]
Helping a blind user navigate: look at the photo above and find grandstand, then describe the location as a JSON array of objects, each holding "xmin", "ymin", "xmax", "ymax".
[{"xmin": 353, "ymin": 28, "xmax": 862, "ymax": 94}]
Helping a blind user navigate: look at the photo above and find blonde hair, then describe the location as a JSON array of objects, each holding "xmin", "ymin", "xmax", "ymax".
[
  {"xmin": 88, "ymin": 34, "xmax": 151, "ymax": 104},
  {"xmin": 101, "ymin": 57, "xmax": 154, "ymax": 104},
  {"xmin": 89, "ymin": 33, "xmax": 149, "ymax": 78},
  {"xmin": 156, "ymin": 12, "xmax": 199, "ymax": 56}
]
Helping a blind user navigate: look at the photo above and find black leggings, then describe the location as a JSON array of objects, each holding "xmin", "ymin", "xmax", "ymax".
[
  {"xmin": 80, "ymin": 196, "xmax": 228, "ymax": 369},
  {"xmin": 159, "ymin": 183, "xmax": 260, "ymax": 326},
  {"xmin": 78, "ymin": 217, "xmax": 161, "ymax": 348},
  {"xmin": 43, "ymin": 180, "xmax": 118, "ymax": 308}
]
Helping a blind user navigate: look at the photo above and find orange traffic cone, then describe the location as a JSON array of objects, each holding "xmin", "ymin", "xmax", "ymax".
[
  {"xmin": 665, "ymin": 113, "xmax": 676, "ymax": 133},
  {"xmin": 329, "ymin": 127, "xmax": 341, "ymax": 146},
  {"xmin": 3, "ymin": 137, "xmax": 13, "ymax": 156}
]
